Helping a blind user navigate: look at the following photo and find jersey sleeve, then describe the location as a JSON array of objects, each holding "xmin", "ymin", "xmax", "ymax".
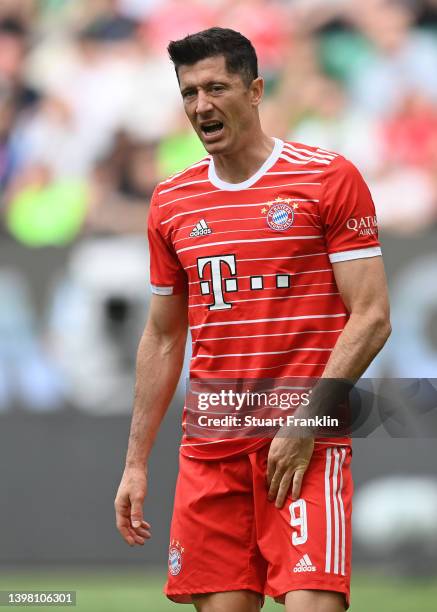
[
  {"xmin": 320, "ymin": 156, "xmax": 381, "ymax": 263},
  {"xmin": 147, "ymin": 188, "xmax": 187, "ymax": 295}
]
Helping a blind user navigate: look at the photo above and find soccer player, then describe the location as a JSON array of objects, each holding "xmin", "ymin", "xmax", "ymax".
[{"xmin": 114, "ymin": 27, "xmax": 391, "ymax": 611}]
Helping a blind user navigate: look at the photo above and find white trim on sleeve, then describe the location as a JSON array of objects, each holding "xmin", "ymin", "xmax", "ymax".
[
  {"xmin": 151, "ymin": 285, "xmax": 174, "ymax": 296},
  {"xmin": 329, "ymin": 247, "xmax": 382, "ymax": 263}
]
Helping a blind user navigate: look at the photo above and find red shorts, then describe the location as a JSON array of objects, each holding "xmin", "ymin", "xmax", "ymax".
[{"xmin": 166, "ymin": 443, "xmax": 353, "ymax": 607}]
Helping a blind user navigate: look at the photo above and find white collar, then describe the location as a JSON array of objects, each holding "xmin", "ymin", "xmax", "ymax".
[{"xmin": 208, "ymin": 137, "xmax": 284, "ymax": 191}]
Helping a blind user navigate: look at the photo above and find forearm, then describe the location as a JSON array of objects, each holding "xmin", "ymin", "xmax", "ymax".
[
  {"xmin": 293, "ymin": 312, "xmax": 391, "ymax": 428},
  {"xmin": 125, "ymin": 326, "xmax": 187, "ymax": 469},
  {"xmin": 322, "ymin": 311, "xmax": 391, "ymax": 381}
]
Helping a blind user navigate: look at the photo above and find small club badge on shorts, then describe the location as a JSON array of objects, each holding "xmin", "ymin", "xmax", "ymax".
[
  {"xmin": 261, "ymin": 196, "xmax": 299, "ymax": 231},
  {"xmin": 168, "ymin": 539, "xmax": 184, "ymax": 576}
]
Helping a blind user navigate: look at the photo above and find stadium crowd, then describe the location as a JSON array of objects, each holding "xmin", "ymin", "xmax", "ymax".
[{"xmin": 1, "ymin": 0, "xmax": 437, "ymax": 412}]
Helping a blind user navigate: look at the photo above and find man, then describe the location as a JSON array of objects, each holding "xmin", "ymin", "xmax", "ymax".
[{"xmin": 115, "ymin": 27, "xmax": 391, "ymax": 611}]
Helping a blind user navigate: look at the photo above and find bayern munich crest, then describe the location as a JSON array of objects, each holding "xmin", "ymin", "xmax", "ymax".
[
  {"xmin": 168, "ymin": 539, "xmax": 184, "ymax": 576},
  {"xmin": 262, "ymin": 196, "xmax": 298, "ymax": 231}
]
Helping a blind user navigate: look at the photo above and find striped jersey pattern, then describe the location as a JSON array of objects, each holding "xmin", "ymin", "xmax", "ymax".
[{"xmin": 148, "ymin": 139, "xmax": 381, "ymax": 459}]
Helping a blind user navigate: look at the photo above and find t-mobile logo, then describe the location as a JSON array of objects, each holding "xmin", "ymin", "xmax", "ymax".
[{"xmin": 197, "ymin": 255, "xmax": 237, "ymax": 311}]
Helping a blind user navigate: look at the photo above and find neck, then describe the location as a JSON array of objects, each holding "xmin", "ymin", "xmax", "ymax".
[{"xmin": 212, "ymin": 127, "xmax": 275, "ymax": 184}]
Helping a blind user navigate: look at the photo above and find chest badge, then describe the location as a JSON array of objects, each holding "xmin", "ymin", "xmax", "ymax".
[{"xmin": 261, "ymin": 196, "xmax": 298, "ymax": 231}]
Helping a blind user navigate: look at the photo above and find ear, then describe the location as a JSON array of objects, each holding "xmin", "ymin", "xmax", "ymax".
[{"xmin": 250, "ymin": 77, "xmax": 264, "ymax": 107}]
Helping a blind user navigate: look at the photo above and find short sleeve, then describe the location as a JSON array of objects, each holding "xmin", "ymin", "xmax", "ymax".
[
  {"xmin": 148, "ymin": 189, "xmax": 187, "ymax": 295},
  {"xmin": 320, "ymin": 156, "xmax": 381, "ymax": 263}
]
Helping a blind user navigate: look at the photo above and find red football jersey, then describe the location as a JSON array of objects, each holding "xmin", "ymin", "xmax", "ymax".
[{"xmin": 148, "ymin": 139, "xmax": 381, "ymax": 459}]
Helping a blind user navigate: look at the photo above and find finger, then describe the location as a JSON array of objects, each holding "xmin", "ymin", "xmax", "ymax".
[
  {"xmin": 134, "ymin": 527, "xmax": 152, "ymax": 539},
  {"xmin": 116, "ymin": 514, "xmax": 131, "ymax": 534},
  {"xmin": 130, "ymin": 497, "xmax": 144, "ymax": 528},
  {"xmin": 128, "ymin": 527, "xmax": 146, "ymax": 545},
  {"xmin": 268, "ymin": 467, "xmax": 284, "ymax": 501},
  {"xmin": 291, "ymin": 468, "xmax": 306, "ymax": 501},
  {"xmin": 117, "ymin": 524, "xmax": 135, "ymax": 546},
  {"xmin": 130, "ymin": 519, "xmax": 152, "ymax": 536},
  {"xmin": 134, "ymin": 524, "xmax": 151, "ymax": 535},
  {"xmin": 116, "ymin": 511, "xmax": 149, "ymax": 544},
  {"xmin": 275, "ymin": 471, "xmax": 294, "ymax": 509}
]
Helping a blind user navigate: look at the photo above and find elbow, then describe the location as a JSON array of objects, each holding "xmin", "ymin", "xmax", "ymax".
[
  {"xmin": 372, "ymin": 312, "xmax": 392, "ymax": 350},
  {"xmin": 155, "ymin": 327, "xmax": 187, "ymax": 359},
  {"xmin": 141, "ymin": 325, "xmax": 187, "ymax": 360}
]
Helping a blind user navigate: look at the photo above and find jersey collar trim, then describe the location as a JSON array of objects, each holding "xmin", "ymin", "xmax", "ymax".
[{"xmin": 208, "ymin": 137, "xmax": 284, "ymax": 191}]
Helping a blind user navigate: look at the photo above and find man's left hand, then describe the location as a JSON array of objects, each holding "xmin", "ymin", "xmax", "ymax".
[{"xmin": 266, "ymin": 435, "xmax": 314, "ymax": 508}]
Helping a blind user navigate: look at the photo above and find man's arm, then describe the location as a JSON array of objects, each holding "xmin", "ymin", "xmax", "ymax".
[
  {"xmin": 321, "ymin": 256, "xmax": 391, "ymax": 379},
  {"xmin": 267, "ymin": 256, "xmax": 391, "ymax": 508},
  {"xmin": 114, "ymin": 292, "xmax": 188, "ymax": 546}
]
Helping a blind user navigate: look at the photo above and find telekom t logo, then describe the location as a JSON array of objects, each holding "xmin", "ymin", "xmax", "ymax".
[
  {"xmin": 197, "ymin": 254, "xmax": 291, "ymax": 311},
  {"xmin": 197, "ymin": 255, "xmax": 237, "ymax": 311}
]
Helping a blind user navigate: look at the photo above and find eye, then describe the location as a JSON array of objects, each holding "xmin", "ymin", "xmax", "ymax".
[
  {"xmin": 182, "ymin": 90, "xmax": 196, "ymax": 100},
  {"xmin": 210, "ymin": 84, "xmax": 225, "ymax": 94}
]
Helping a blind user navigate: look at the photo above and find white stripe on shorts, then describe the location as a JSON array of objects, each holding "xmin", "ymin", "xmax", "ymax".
[
  {"xmin": 338, "ymin": 448, "xmax": 347, "ymax": 576},
  {"xmin": 325, "ymin": 447, "xmax": 347, "ymax": 575},
  {"xmin": 324, "ymin": 448, "xmax": 332, "ymax": 573}
]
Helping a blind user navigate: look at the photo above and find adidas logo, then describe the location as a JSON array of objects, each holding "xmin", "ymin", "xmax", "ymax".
[
  {"xmin": 293, "ymin": 554, "xmax": 317, "ymax": 573},
  {"xmin": 190, "ymin": 219, "xmax": 212, "ymax": 238}
]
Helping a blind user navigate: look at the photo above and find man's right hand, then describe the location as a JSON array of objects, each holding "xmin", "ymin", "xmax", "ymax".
[{"xmin": 114, "ymin": 467, "xmax": 151, "ymax": 546}]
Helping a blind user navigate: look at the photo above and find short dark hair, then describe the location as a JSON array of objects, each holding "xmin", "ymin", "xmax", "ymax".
[{"xmin": 167, "ymin": 27, "xmax": 258, "ymax": 87}]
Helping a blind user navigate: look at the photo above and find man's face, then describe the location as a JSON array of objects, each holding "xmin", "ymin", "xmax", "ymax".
[{"xmin": 178, "ymin": 55, "xmax": 262, "ymax": 155}]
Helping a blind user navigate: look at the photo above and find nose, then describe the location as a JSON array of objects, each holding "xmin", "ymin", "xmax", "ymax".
[{"xmin": 196, "ymin": 90, "xmax": 213, "ymax": 115}]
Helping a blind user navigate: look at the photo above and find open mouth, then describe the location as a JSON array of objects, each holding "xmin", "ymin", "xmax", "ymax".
[{"xmin": 200, "ymin": 121, "xmax": 224, "ymax": 137}]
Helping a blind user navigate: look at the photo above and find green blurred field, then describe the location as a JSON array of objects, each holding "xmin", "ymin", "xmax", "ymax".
[{"xmin": 0, "ymin": 570, "xmax": 436, "ymax": 611}]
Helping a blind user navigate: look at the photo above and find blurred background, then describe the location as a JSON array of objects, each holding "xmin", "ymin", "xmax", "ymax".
[{"xmin": 1, "ymin": 0, "xmax": 437, "ymax": 610}]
